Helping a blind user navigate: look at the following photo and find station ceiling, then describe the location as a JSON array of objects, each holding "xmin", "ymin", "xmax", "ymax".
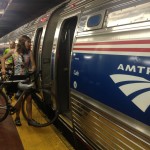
[{"xmin": 0, "ymin": 0, "xmax": 65, "ymax": 38}]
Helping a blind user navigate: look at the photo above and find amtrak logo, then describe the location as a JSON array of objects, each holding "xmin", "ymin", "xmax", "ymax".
[{"xmin": 110, "ymin": 74, "xmax": 150, "ymax": 112}]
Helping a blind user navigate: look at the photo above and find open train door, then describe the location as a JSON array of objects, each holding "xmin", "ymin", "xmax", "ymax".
[
  {"xmin": 33, "ymin": 28, "xmax": 43, "ymax": 72},
  {"xmin": 41, "ymin": 6, "xmax": 67, "ymax": 121},
  {"xmin": 32, "ymin": 27, "xmax": 43, "ymax": 88}
]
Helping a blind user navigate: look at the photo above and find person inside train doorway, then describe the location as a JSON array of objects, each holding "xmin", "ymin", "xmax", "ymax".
[{"xmin": 1, "ymin": 35, "xmax": 37, "ymax": 126}]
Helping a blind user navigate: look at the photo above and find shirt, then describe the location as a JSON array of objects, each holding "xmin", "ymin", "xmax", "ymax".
[
  {"xmin": 11, "ymin": 49, "xmax": 30, "ymax": 75},
  {"xmin": 3, "ymin": 48, "xmax": 13, "ymax": 64}
]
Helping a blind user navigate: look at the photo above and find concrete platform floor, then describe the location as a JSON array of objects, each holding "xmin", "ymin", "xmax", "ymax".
[{"xmin": 0, "ymin": 96, "xmax": 74, "ymax": 150}]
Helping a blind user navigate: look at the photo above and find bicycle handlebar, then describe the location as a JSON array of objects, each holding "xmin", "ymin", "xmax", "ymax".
[{"xmin": 0, "ymin": 70, "xmax": 41, "ymax": 84}]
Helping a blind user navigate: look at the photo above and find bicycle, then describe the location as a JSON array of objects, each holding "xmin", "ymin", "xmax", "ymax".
[{"xmin": 0, "ymin": 70, "xmax": 59, "ymax": 127}]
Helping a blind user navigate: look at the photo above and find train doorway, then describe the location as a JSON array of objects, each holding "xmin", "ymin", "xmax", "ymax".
[
  {"xmin": 33, "ymin": 28, "xmax": 43, "ymax": 88},
  {"xmin": 56, "ymin": 16, "xmax": 77, "ymax": 116},
  {"xmin": 33, "ymin": 28, "xmax": 43, "ymax": 72}
]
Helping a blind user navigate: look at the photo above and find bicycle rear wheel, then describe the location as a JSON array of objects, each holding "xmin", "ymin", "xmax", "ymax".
[
  {"xmin": 0, "ymin": 90, "xmax": 9, "ymax": 122},
  {"xmin": 22, "ymin": 90, "xmax": 58, "ymax": 127}
]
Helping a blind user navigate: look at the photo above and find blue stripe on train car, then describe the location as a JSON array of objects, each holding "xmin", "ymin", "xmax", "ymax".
[{"xmin": 70, "ymin": 53, "xmax": 150, "ymax": 126}]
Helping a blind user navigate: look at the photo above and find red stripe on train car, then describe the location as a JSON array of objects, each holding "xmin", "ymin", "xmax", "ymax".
[
  {"xmin": 74, "ymin": 40, "xmax": 150, "ymax": 45},
  {"xmin": 73, "ymin": 48, "xmax": 150, "ymax": 52}
]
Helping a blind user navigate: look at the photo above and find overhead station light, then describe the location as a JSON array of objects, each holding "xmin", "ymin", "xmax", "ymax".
[
  {"xmin": 0, "ymin": 9, "xmax": 4, "ymax": 15},
  {"xmin": 0, "ymin": 0, "xmax": 12, "ymax": 16}
]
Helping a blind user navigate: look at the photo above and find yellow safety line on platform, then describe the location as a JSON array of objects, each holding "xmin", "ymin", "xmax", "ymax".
[{"xmin": 11, "ymin": 98, "xmax": 74, "ymax": 150}]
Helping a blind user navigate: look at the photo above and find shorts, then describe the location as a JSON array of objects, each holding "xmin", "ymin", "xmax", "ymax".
[{"xmin": 6, "ymin": 75, "xmax": 27, "ymax": 96}]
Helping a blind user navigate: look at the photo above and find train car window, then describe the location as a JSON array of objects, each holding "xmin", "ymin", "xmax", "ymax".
[
  {"xmin": 87, "ymin": 14, "xmax": 101, "ymax": 27},
  {"xmin": 83, "ymin": 10, "xmax": 105, "ymax": 31},
  {"xmin": 107, "ymin": 2, "xmax": 150, "ymax": 27}
]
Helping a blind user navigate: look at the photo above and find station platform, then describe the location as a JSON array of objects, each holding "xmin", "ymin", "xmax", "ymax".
[{"xmin": 0, "ymin": 109, "xmax": 74, "ymax": 150}]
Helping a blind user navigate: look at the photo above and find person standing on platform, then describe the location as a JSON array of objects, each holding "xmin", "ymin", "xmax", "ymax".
[
  {"xmin": 2, "ymin": 41, "xmax": 16, "ymax": 102},
  {"xmin": 1, "ymin": 35, "xmax": 37, "ymax": 126},
  {"xmin": 3, "ymin": 41, "xmax": 16, "ymax": 68}
]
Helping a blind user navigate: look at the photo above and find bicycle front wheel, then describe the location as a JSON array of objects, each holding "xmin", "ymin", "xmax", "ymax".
[
  {"xmin": 22, "ymin": 91, "xmax": 58, "ymax": 127},
  {"xmin": 0, "ymin": 90, "xmax": 9, "ymax": 122}
]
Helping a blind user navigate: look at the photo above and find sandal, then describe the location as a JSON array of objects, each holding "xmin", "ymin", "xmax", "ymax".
[{"xmin": 15, "ymin": 118, "xmax": 22, "ymax": 126}]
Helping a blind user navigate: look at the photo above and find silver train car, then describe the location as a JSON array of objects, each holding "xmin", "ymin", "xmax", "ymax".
[{"xmin": 0, "ymin": 0, "xmax": 150, "ymax": 149}]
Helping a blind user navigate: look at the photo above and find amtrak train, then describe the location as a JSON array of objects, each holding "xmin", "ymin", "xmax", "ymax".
[{"xmin": 0, "ymin": 0, "xmax": 150, "ymax": 149}]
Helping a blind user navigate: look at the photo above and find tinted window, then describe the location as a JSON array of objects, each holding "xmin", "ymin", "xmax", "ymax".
[{"xmin": 87, "ymin": 14, "xmax": 101, "ymax": 27}]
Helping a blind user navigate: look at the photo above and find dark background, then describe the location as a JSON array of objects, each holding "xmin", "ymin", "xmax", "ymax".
[{"xmin": 0, "ymin": 0, "xmax": 66, "ymax": 37}]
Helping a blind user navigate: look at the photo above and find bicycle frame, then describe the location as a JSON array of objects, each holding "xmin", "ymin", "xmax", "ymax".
[
  {"xmin": 0, "ymin": 71, "xmax": 59, "ymax": 127},
  {"xmin": 0, "ymin": 73, "xmax": 32, "ymax": 115}
]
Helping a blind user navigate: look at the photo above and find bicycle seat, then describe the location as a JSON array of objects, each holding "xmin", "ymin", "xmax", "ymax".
[{"xmin": 18, "ymin": 82, "xmax": 35, "ymax": 90}]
